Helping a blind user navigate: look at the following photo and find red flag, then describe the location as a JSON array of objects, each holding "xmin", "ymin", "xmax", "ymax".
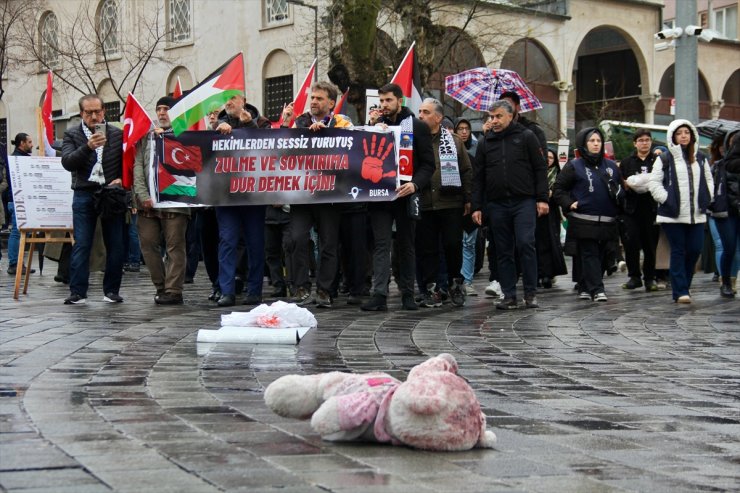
[
  {"xmin": 41, "ymin": 71, "xmax": 55, "ymax": 156},
  {"xmin": 278, "ymin": 59, "xmax": 316, "ymax": 128},
  {"xmin": 122, "ymin": 93, "xmax": 154, "ymax": 190},
  {"xmin": 334, "ymin": 89, "xmax": 349, "ymax": 115},
  {"xmin": 173, "ymin": 77, "xmax": 183, "ymax": 98},
  {"xmin": 163, "ymin": 139, "xmax": 202, "ymax": 174},
  {"xmin": 391, "ymin": 42, "xmax": 423, "ymax": 115}
]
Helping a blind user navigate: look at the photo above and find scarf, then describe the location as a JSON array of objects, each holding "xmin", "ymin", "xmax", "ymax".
[
  {"xmin": 398, "ymin": 115, "xmax": 414, "ymax": 180},
  {"xmin": 81, "ymin": 122, "xmax": 106, "ymax": 185},
  {"xmin": 439, "ymin": 128, "xmax": 462, "ymax": 190}
]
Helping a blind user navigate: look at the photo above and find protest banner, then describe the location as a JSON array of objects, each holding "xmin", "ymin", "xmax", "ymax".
[
  {"xmin": 7, "ymin": 155, "xmax": 73, "ymax": 228},
  {"xmin": 150, "ymin": 127, "xmax": 400, "ymax": 207}
]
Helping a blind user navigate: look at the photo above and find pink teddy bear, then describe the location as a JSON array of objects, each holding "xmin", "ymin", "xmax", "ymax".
[{"xmin": 264, "ymin": 353, "xmax": 497, "ymax": 451}]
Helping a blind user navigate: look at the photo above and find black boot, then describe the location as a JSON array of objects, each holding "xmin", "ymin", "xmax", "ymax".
[{"xmin": 720, "ymin": 277, "xmax": 735, "ymax": 298}]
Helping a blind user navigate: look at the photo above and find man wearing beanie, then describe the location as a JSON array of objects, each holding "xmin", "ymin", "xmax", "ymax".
[{"xmin": 132, "ymin": 96, "xmax": 190, "ymax": 304}]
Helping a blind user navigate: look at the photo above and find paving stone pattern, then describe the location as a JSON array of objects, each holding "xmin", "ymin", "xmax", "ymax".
[{"xmin": 1, "ymin": 260, "xmax": 739, "ymax": 492}]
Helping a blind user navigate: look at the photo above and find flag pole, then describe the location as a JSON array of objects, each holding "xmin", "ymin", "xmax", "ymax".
[{"xmin": 36, "ymin": 108, "xmax": 44, "ymax": 156}]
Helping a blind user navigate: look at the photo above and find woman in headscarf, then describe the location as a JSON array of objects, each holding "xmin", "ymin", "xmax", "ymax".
[
  {"xmin": 535, "ymin": 149, "xmax": 567, "ymax": 288},
  {"xmin": 648, "ymin": 119, "xmax": 714, "ymax": 303},
  {"xmin": 553, "ymin": 127, "xmax": 622, "ymax": 301}
]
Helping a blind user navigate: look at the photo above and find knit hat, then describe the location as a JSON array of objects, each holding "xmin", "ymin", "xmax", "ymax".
[{"xmin": 157, "ymin": 96, "xmax": 176, "ymax": 108}]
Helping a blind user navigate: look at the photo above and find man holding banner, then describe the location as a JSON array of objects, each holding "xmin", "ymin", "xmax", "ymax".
[
  {"xmin": 133, "ymin": 96, "xmax": 190, "ymax": 305},
  {"xmin": 361, "ymin": 83, "xmax": 435, "ymax": 312},
  {"xmin": 61, "ymin": 95, "xmax": 125, "ymax": 305},
  {"xmin": 280, "ymin": 81, "xmax": 352, "ymax": 308},
  {"xmin": 214, "ymin": 93, "xmax": 273, "ymax": 307}
]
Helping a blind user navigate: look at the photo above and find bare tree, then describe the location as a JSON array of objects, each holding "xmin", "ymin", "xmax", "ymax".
[
  {"xmin": 0, "ymin": 0, "xmax": 43, "ymax": 101},
  {"xmin": 17, "ymin": 0, "xmax": 169, "ymax": 110}
]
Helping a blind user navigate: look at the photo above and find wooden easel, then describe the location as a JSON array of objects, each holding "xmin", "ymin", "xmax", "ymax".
[{"xmin": 13, "ymin": 228, "xmax": 74, "ymax": 300}]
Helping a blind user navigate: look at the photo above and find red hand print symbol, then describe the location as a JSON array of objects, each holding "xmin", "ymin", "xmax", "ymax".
[{"xmin": 361, "ymin": 134, "xmax": 396, "ymax": 184}]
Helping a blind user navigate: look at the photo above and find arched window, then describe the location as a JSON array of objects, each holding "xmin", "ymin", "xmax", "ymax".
[
  {"xmin": 167, "ymin": 0, "xmax": 191, "ymax": 43},
  {"xmin": 263, "ymin": 50, "xmax": 294, "ymax": 121},
  {"xmin": 98, "ymin": 0, "xmax": 119, "ymax": 57},
  {"xmin": 39, "ymin": 12, "xmax": 59, "ymax": 68}
]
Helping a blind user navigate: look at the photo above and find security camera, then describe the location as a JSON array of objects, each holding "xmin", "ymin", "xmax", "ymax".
[
  {"xmin": 654, "ymin": 41, "xmax": 676, "ymax": 52},
  {"xmin": 655, "ymin": 27, "xmax": 683, "ymax": 39},
  {"xmin": 685, "ymin": 25, "xmax": 703, "ymax": 36},
  {"xmin": 699, "ymin": 29, "xmax": 717, "ymax": 42}
]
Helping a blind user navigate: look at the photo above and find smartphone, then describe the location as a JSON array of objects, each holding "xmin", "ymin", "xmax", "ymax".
[{"xmin": 94, "ymin": 123, "xmax": 106, "ymax": 135}]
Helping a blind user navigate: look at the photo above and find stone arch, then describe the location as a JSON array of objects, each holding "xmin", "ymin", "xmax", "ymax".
[
  {"xmin": 720, "ymin": 69, "xmax": 740, "ymax": 121},
  {"xmin": 655, "ymin": 64, "xmax": 712, "ymax": 124},
  {"xmin": 166, "ymin": 66, "xmax": 194, "ymax": 95},
  {"xmin": 570, "ymin": 26, "xmax": 650, "ymax": 131},
  {"xmin": 262, "ymin": 49, "xmax": 294, "ymax": 122},
  {"xmin": 500, "ymin": 37, "xmax": 559, "ymax": 139},
  {"xmin": 96, "ymin": 78, "xmax": 121, "ymax": 121}
]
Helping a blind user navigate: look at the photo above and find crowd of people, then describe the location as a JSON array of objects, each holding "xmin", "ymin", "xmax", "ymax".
[{"xmin": 2, "ymin": 80, "xmax": 738, "ymax": 309}]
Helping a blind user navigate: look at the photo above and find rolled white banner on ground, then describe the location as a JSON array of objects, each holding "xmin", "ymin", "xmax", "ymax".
[{"xmin": 196, "ymin": 326, "xmax": 313, "ymax": 345}]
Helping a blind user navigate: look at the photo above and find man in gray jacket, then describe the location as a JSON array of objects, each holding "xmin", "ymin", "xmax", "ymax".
[
  {"xmin": 61, "ymin": 95, "xmax": 125, "ymax": 305},
  {"xmin": 132, "ymin": 96, "xmax": 190, "ymax": 305}
]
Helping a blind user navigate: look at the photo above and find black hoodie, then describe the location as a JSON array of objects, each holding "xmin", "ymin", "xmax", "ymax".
[{"xmin": 217, "ymin": 103, "xmax": 272, "ymax": 129}]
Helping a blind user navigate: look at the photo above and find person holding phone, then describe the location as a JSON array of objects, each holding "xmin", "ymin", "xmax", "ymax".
[{"xmin": 61, "ymin": 94, "xmax": 125, "ymax": 305}]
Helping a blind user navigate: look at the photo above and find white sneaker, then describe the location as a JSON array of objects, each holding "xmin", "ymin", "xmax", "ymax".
[
  {"xmin": 464, "ymin": 283, "xmax": 478, "ymax": 297},
  {"xmin": 485, "ymin": 280, "xmax": 504, "ymax": 300},
  {"xmin": 579, "ymin": 291, "xmax": 591, "ymax": 300},
  {"xmin": 618, "ymin": 261, "xmax": 627, "ymax": 273},
  {"xmin": 594, "ymin": 292, "xmax": 608, "ymax": 302}
]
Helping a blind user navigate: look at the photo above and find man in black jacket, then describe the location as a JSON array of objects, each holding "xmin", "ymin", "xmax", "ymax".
[
  {"xmin": 472, "ymin": 100, "xmax": 548, "ymax": 309},
  {"xmin": 619, "ymin": 128, "xmax": 659, "ymax": 292},
  {"xmin": 61, "ymin": 94, "xmax": 125, "ymax": 304},
  {"xmin": 361, "ymin": 83, "xmax": 435, "ymax": 311}
]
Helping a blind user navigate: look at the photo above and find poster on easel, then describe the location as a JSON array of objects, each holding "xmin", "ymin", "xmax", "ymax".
[{"xmin": 6, "ymin": 155, "xmax": 73, "ymax": 229}]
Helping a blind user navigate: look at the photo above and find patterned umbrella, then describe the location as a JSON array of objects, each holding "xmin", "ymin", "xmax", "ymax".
[{"xmin": 445, "ymin": 68, "xmax": 543, "ymax": 113}]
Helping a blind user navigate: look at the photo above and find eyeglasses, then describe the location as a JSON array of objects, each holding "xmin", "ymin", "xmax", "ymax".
[{"xmin": 83, "ymin": 109, "xmax": 104, "ymax": 116}]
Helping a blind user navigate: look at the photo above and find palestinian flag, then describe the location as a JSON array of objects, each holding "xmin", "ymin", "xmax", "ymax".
[
  {"xmin": 390, "ymin": 42, "xmax": 422, "ymax": 115},
  {"xmin": 173, "ymin": 77, "xmax": 207, "ymax": 131},
  {"xmin": 158, "ymin": 136, "xmax": 202, "ymax": 197},
  {"xmin": 168, "ymin": 53, "xmax": 245, "ymax": 135}
]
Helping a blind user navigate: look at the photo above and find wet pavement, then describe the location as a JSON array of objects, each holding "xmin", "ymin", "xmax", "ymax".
[{"xmin": 1, "ymin": 259, "xmax": 739, "ymax": 493}]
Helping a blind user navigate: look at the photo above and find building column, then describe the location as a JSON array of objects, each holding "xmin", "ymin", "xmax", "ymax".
[
  {"xmin": 710, "ymin": 99, "xmax": 724, "ymax": 120},
  {"xmin": 640, "ymin": 93, "xmax": 661, "ymax": 124},
  {"xmin": 552, "ymin": 80, "xmax": 573, "ymax": 139}
]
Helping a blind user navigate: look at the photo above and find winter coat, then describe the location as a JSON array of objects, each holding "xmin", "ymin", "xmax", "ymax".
[
  {"xmin": 711, "ymin": 129, "xmax": 740, "ymax": 217},
  {"xmin": 619, "ymin": 151, "xmax": 658, "ymax": 215},
  {"xmin": 61, "ymin": 122, "xmax": 123, "ymax": 191},
  {"xmin": 420, "ymin": 130, "xmax": 472, "ymax": 211},
  {"xmin": 517, "ymin": 115, "xmax": 547, "ymax": 157},
  {"xmin": 217, "ymin": 103, "xmax": 272, "ymax": 130},
  {"xmin": 472, "ymin": 122, "xmax": 548, "ymax": 210},
  {"xmin": 376, "ymin": 106, "xmax": 435, "ymax": 192},
  {"xmin": 648, "ymin": 119, "xmax": 714, "ymax": 225}
]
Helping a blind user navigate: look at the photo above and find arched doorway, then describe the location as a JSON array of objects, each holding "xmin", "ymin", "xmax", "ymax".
[
  {"xmin": 573, "ymin": 27, "xmax": 646, "ymax": 131},
  {"xmin": 720, "ymin": 69, "xmax": 740, "ymax": 121},
  {"xmin": 501, "ymin": 38, "xmax": 559, "ymax": 140},
  {"xmin": 166, "ymin": 66, "xmax": 194, "ymax": 95},
  {"xmin": 655, "ymin": 65, "xmax": 712, "ymax": 124},
  {"xmin": 262, "ymin": 50, "xmax": 294, "ymax": 122}
]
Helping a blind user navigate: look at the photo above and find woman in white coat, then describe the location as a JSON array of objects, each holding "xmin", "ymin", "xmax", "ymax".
[{"xmin": 648, "ymin": 119, "xmax": 714, "ymax": 303}]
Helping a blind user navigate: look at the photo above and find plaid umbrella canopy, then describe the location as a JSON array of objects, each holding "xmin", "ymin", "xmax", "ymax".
[{"xmin": 445, "ymin": 68, "xmax": 543, "ymax": 113}]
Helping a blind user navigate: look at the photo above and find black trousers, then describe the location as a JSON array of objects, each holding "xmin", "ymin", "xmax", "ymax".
[
  {"xmin": 265, "ymin": 221, "xmax": 294, "ymax": 292},
  {"xmin": 620, "ymin": 210, "xmax": 658, "ymax": 282},
  {"xmin": 289, "ymin": 204, "xmax": 340, "ymax": 293},
  {"xmin": 416, "ymin": 207, "xmax": 464, "ymax": 292},
  {"xmin": 336, "ymin": 211, "xmax": 368, "ymax": 296}
]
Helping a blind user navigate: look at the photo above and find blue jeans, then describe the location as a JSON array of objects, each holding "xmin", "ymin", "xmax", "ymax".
[
  {"xmin": 69, "ymin": 190, "xmax": 125, "ymax": 297},
  {"xmin": 714, "ymin": 216, "xmax": 740, "ymax": 278},
  {"xmin": 486, "ymin": 197, "xmax": 537, "ymax": 299},
  {"xmin": 125, "ymin": 214, "xmax": 141, "ymax": 264},
  {"xmin": 461, "ymin": 228, "xmax": 478, "ymax": 284},
  {"xmin": 662, "ymin": 223, "xmax": 704, "ymax": 300},
  {"xmin": 216, "ymin": 205, "xmax": 266, "ymax": 296},
  {"xmin": 7, "ymin": 202, "xmax": 20, "ymax": 267}
]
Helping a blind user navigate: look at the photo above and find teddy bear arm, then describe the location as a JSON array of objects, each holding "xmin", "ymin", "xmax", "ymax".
[{"xmin": 311, "ymin": 392, "xmax": 380, "ymax": 439}]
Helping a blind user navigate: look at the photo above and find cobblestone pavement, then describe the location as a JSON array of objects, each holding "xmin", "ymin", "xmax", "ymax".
[{"xmin": 1, "ymin": 258, "xmax": 739, "ymax": 493}]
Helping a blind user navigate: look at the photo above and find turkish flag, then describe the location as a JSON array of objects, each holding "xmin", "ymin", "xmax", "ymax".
[
  {"xmin": 162, "ymin": 137, "xmax": 203, "ymax": 175},
  {"xmin": 122, "ymin": 93, "xmax": 153, "ymax": 190}
]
